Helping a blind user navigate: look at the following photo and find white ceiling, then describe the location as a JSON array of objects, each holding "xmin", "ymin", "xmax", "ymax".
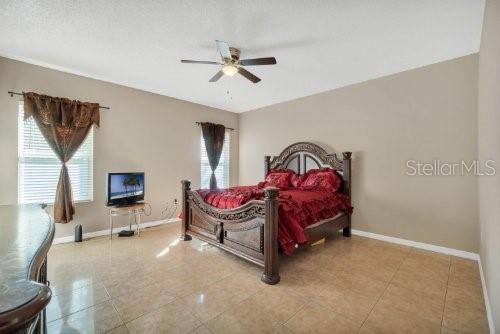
[{"xmin": 0, "ymin": 0, "xmax": 485, "ymax": 113}]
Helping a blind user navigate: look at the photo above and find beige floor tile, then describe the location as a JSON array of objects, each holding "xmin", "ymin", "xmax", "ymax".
[
  {"xmin": 93, "ymin": 262, "xmax": 144, "ymax": 282},
  {"xmin": 159, "ymin": 276, "xmax": 207, "ymax": 298},
  {"xmin": 409, "ymin": 248, "xmax": 451, "ymax": 264},
  {"xmin": 366, "ymin": 239, "xmax": 412, "ymax": 255},
  {"xmin": 448, "ymin": 258, "xmax": 482, "ymax": 292},
  {"xmin": 112, "ymin": 282, "xmax": 177, "ymax": 322},
  {"xmin": 48, "ymin": 262, "xmax": 97, "ymax": 296},
  {"xmin": 46, "ymin": 224, "xmax": 487, "ymax": 334},
  {"xmin": 377, "ymin": 283, "xmax": 445, "ymax": 324},
  {"xmin": 284, "ymin": 300, "xmax": 360, "ymax": 334},
  {"xmin": 48, "ymin": 261, "xmax": 95, "ymax": 280},
  {"xmin": 443, "ymin": 285, "xmax": 489, "ymax": 334},
  {"xmin": 359, "ymin": 241, "xmax": 411, "ymax": 270},
  {"xmin": 314, "ymin": 287, "xmax": 377, "ymax": 326},
  {"xmin": 285, "ymin": 251, "xmax": 346, "ymax": 274},
  {"xmin": 329, "ymin": 269, "xmax": 388, "ymax": 300},
  {"xmin": 242, "ymin": 287, "xmax": 307, "ymax": 323},
  {"xmin": 50, "ymin": 276, "xmax": 96, "ymax": 297},
  {"xmin": 47, "ymin": 300, "xmax": 122, "ymax": 334},
  {"xmin": 101, "ymin": 268, "xmax": 159, "ymax": 298},
  {"xmin": 394, "ymin": 250, "xmax": 450, "ymax": 291},
  {"xmin": 440, "ymin": 326, "xmax": 471, "ymax": 334},
  {"xmin": 189, "ymin": 325, "xmax": 212, "ymax": 334},
  {"xmin": 156, "ymin": 266, "xmax": 222, "ymax": 298},
  {"xmin": 272, "ymin": 325, "xmax": 295, "ymax": 334},
  {"xmin": 206, "ymin": 297, "xmax": 282, "ymax": 334},
  {"xmin": 213, "ymin": 271, "xmax": 266, "ymax": 296},
  {"xmin": 400, "ymin": 253, "xmax": 451, "ymax": 283},
  {"xmin": 107, "ymin": 325, "xmax": 131, "ymax": 334},
  {"xmin": 125, "ymin": 300, "xmax": 201, "ymax": 334},
  {"xmin": 391, "ymin": 260, "xmax": 449, "ymax": 300},
  {"xmin": 360, "ymin": 302, "xmax": 441, "ymax": 334},
  {"xmin": 180, "ymin": 283, "xmax": 252, "ymax": 322},
  {"xmin": 46, "ymin": 283, "xmax": 110, "ymax": 322},
  {"xmin": 287, "ymin": 269, "xmax": 386, "ymax": 325},
  {"xmin": 280, "ymin": 268, "xmax": 336, "ymax": 299},
  {"xmin": 335, "ymin": 252, "xmax": 399, "ymax": 282}
]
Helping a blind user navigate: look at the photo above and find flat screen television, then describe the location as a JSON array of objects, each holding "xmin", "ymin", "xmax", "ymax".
[{"xmin": 106, "ymin": 172, "xmax": 145, "ymax": 207}]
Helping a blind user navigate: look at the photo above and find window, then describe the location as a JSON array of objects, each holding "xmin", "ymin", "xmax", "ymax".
[
  {"xmin": 201, "ymin": 131, "xmax": 230, "ymax": 189},
  {"xmin": 18, "ymin": 102, "xmax": 94, "ymax": 204}
]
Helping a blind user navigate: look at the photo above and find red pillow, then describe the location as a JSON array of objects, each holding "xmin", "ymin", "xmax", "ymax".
[
  {"xmin": 259, "ymin": 169, "xmax": 296, "ymax": 189},
  {"xmin": 298, "ymin": 168, "xmax": 341, "ymax": 192},
  {"xmin": 290, "ymin": 173, "xmax": 301, "ymax": 188}
]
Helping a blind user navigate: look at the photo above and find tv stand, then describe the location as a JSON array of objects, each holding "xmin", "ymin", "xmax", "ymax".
[{"xmin": 108, "ymin": 203, "xmax": 146, "ymax": 239}]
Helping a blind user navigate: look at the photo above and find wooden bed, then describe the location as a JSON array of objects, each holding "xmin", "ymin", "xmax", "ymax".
[{"xmin": 180, "ymin": 142, "xmax": 352, "ymax": 285}]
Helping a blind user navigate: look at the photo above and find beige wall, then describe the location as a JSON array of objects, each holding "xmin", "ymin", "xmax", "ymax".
[
  {"xmin": 0, "ymin": 53, "xmax": 483, "ymax": 254},
  {"xmin": 239, "ymin": 55, "xmax": 479, "ymax": 252},
  {"xmin": 0, "ymin": 56, "xmax": 239, "ymax": 238},
  {"xmin": 478, "ymin": 0, "xmax": 500, "ymax": 329}
]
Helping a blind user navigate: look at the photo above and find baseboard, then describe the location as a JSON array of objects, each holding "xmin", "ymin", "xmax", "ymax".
[
  {"xmin": 52, "ymin": 218, "xmax": 180, "ymax": 245},
  {"xmin": 478, "ymin": 257, "xmax": 496, "ymax": 334},
  {"xmin": 351, "ymin": 229, "xmax": 479, "ymax": 260}
]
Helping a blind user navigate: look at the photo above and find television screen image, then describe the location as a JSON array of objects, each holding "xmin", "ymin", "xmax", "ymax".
[{"xmin": 108, "ymin": 173, "xmax": 144, "ymax": 205}]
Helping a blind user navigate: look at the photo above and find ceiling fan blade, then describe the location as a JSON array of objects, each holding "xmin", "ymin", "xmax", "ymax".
[
  {"xmin": 181, "ymin": 60, "xmax": 219, "ymax": 65},
  {"xmin": 216, "ymin": 40, "xmax": 231, "ymax": 60},
  {"xmin": 209, "ymin": 70, "xmax": 225, "ymax": 82},
  {"xmin": 238, "ymin": 67, "xmax": 261, "ymax": 83},
  {"xmin": 239, "ymin": 57, "xmax": 277, "ymax": 66}
]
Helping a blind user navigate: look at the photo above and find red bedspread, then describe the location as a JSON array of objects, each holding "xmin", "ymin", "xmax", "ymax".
[{"xmin": 197, "ymin": 186, "xmax": 352, "ymax": 255}]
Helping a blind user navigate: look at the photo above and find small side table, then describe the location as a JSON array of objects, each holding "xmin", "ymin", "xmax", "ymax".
[{"xmin": 108, "ymin": 203, "xmax": 145, "ymax": 239}]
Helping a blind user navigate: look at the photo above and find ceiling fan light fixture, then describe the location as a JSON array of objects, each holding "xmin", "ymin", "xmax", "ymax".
[{"xmin": 222, "ymin": 64, "xmax": 238, "ymax": 76}]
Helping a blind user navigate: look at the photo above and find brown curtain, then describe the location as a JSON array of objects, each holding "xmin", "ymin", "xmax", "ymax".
[
  {"xmin": 200, "ymin": 122, "xmax": 226, "ymax": 190},
  {"xmin": 23, "ymin": 92, "xmax": 100, "ymax": 223}
]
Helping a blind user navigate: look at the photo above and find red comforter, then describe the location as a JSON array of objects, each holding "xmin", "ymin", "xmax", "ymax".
[{"xmin": 197, "ymin": 186, "xmax": 352, "ymax": 255}]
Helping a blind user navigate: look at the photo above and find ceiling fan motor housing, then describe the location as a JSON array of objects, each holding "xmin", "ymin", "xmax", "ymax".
[{"xmin": 229, "ymin": 47, "xmax": 240, "ymax": 61}]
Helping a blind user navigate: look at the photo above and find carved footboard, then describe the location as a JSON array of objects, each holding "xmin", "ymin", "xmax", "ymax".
[{"xmin": 180, "ymin": 180, "xmax": 280, "ymax": 284}]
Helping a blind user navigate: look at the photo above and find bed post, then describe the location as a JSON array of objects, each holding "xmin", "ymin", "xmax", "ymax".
[
  {"xmin": 342, "ymin": 152, "xmax": 352, "ymax": 237},
  {"xmin": 264, "ymin": 156, "xmax": 271, "ymax": 177},
  {"xmin": 180, "ymin": 180, "xmax": 192, "ymax": 241},
  {"xmin": 261, "ymin": 187, "xmax": 280, "ymax": 285}
]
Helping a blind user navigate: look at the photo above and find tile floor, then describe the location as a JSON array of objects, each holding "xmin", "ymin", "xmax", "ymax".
[{"xmin": 46, "ymin": 223, "xmax": 489, "ymax": 333}]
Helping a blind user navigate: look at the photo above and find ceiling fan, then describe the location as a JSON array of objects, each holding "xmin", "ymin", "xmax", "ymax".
[{"xmin": 181, "ymin": 40, "xmax": 277, "ymax": 83}]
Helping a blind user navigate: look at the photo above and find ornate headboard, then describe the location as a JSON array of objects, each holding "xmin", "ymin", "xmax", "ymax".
[{"xmin": 264, "ymin": 142, "xmax": 352, "ymax": 196}]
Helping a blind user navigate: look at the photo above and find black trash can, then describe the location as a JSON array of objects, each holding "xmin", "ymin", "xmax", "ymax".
[{"xmin": 75, "ymin": 224, "xmax": 83, "ymax": 242}]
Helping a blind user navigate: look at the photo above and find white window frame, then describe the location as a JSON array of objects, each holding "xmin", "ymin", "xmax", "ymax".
[
  {"xmin": 17, "ymin": 101, "xmax": 94, "ymax": 204},
  {"xmin": 201, "ymin": 130, "xmax": 230, "ymax": 189}
]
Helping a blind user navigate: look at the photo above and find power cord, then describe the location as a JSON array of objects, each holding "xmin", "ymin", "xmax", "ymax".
[
  {"xmin": 160, "ymin": 199, "xmax": 179, "ymax": 220},
  {"xmin": 118, "ymin": 200, "xmax": 177, "ymax": 221},
  {"xmin": 143, "ymin": 202, "xmax": 152, "ymax": 217}
]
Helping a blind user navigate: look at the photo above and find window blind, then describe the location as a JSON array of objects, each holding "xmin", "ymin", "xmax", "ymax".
[
  {"xmin": 18, "ymin": 102, "xmax": 94, "ymax": 204},
  {"xmin": 201, "ymin": 131, "xmax": 230, "ymax": 189}
]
